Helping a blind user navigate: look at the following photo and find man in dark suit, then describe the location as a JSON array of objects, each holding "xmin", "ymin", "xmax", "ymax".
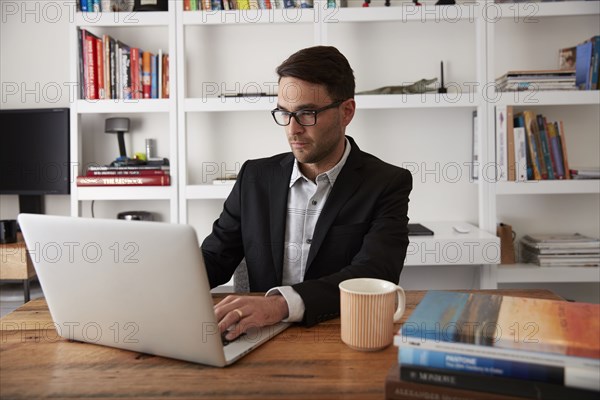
[{"xmin": 203, "ymin": 46, "xmax": 412, "ymax": 341}]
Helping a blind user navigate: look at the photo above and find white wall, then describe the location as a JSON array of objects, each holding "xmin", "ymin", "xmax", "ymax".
[{"xmin": 1, "ymin": 1, "xmax": 598, "ymax": 302}]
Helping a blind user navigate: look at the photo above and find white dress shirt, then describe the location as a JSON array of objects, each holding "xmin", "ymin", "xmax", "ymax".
[{"xmin": 266, "ymin": 138, "xmax": 351, "ymax": 322}]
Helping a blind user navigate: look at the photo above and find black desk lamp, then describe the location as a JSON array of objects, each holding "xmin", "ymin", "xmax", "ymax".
[{"xmin": 105, "ymin": 117, "xmax": 130, "ymax": 161}]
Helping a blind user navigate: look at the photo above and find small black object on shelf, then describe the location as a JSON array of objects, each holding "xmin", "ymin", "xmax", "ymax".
[
  {"xmin": 105, "ymin": 117, "xmax": 130, "ymax": 160},
  {"xmin": 438, "ymin": 61, "xmax": 447, "ymax": 94},
  {"xmin": 133, "ymin": 0, "xmax": 168, "ymax": 11},
  {"xmin": 436, "ymin": 0, "xmax": 456, "ymax": 5}
]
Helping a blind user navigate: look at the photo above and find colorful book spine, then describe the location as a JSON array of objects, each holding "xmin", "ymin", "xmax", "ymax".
[
  {"xmin": 522, "ymin": 111, "xmax": 543, "ymax": 180},
  {"xmin": 400, "ymin": 365, "xmax": 600, "ymax": 400},
  {"xmin": 546, "ymin": 121, "xmax": 565, "ymax": 179},
  {"xmin": 142, "ymin": 51, "xmax": 152, "ymax": 99},
  {"xmin": 76, "ymin": 175, "xmax": 171, "ymax": 186},
  {"xmin": 130, "ymin": 48, "xmax": 141, "ymax": 100},
  {"xmin": 558, "ymin": 121, "xmax": 571, "ymax": 179},
  {"xmin": 151, "ymin": 54, "xmax": 158, "ymax": 99},
  {"xmin": 536, "ymin": 114, "xmax": 555, "ymax": 180},
  {"xmin": 399, "ymin": 346, "xmax": 565, "ymax": 385}
]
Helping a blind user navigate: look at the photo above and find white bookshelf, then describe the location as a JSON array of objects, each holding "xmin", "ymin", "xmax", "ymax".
[
  {"xmin": 482, "ymin": 1, "xmax": 600, "ymax": 290},
  {"xmin": 69, "ymin": 4, "xmax": 178, "ymax": 222},
  {"xmin": 67, "ymin": 1, "xmax": 598, "ymax": 291}
]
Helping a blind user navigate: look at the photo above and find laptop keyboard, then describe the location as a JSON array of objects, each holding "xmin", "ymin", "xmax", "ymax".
[{"xmin": 221, "ymin": 332, "xmax": 246, "ymax": 346}]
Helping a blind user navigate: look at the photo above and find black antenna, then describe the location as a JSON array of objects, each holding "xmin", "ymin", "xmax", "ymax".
[{"xmin": 438, "ymin": 61, "xmax": 447, "ymax": 94}]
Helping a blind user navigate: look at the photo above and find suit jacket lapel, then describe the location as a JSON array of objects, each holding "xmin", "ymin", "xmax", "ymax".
[
  {"xmin": 305, "ymin": 138, "xmax": 365, "ymax": 270},
  {"xmin": 269, "ymin": 154, "xmax": 294, "ymax": 285}
]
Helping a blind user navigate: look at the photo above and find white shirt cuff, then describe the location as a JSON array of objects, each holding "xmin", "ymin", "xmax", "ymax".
[{"xmin": 265, "ymin": 286, "xmax": 305, "ymax": 323}]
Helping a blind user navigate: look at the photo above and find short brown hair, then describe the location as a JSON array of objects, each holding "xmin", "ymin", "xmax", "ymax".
[{"xmin": 276, "ymin": 46, "xmax": 355, "ymax": 101}]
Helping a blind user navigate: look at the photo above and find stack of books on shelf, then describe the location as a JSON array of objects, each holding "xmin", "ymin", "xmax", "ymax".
[
  {"xmin": 183, "ymin": 0, "xmax": 314, "ymax": 10},
  {"xmin": 559, "ymin": 35, "xmax": 600, "ymax": 90},
  {"xmin": 495, "ymin": 70, "xmax": 576, "ymax": 92},
  {"xmin": 570, "ymin": 167, "xmax": 600, "ymax": 180},
  {"xmin": 387, "ymin": 291, "xmax": 600, "ymax": 400},
  {"xmin": 76, "ymin": 164, "xmax": 171, "ymax": 187},
  {"xmin": 520, "ymin": 233, "xmax": 600, "ymax": 267},
  {"xmin": 495, "ymin": 106, "xmax": 576, "ymax": 182},
  {"xmin": 78, "ymin": 28, "xmax": 169, "ymax": 101}
]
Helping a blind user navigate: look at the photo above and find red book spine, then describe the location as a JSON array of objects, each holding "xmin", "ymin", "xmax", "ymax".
[
  {"xmin": 86, "ymin": 170, "xmax": 168, "ymax": 176},
  {"xmin": 77, "ymin": 175, "xmax": 171, "ymax": 186},
  {"xmin": 85, "ymin": 32, "xmax": 98, "ymax": 100},
  {"xmin": 96, "ymin": 36, "xmax": 104, "ymax": 99},
  {"xmin": 130, "ymin": 48, "xmax": 141, "ymax": 100}
]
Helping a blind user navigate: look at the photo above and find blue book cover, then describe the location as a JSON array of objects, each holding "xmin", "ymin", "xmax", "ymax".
[
  {"xmin": 151, "ymin": 54, "xmax": 158, "ymax": 99},
  {"xmin": 590, "ymin": 36, "xmax": 600, "ymax": 90},
  {"xmin": 400, "ymin": 291, "xmax": 471, "ymax": 343},
  {"xmin": 514, "ymin": 114, "xmax": 532, "ymax": 180},
  {"xmin": 575, "ymin": 40, "xmax": 592, "ymax": 90},
  {"xmin": 536, "ymin": 115, "xmax": 555, "ymax": 180},
  {"xmin": 399, "ymin": 347, "xmax": 564, "ymax": 384}
]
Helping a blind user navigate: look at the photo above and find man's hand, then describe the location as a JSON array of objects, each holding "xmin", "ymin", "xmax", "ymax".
[{"xmin": 214, "ymin": 295, "xmax": 289, "ymax": 340}]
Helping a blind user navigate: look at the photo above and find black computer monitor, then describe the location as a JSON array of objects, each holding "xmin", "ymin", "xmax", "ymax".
[{"xmin": 0, "ymin": 108, "xmax": 70, "ymax": 214}]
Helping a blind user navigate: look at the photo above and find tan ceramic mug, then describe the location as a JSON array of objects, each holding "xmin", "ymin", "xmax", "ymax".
[{"xmin": 339, "ymin": 278, "xmax": 406, "ymax": 351}]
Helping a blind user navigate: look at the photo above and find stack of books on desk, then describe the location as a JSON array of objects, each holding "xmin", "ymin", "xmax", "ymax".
[
  {"xmin": 495, "ymin": 70, "xmax": 576, "ymax": 92},
  {"xmin": 520, "ymin": 233, "xmax": 600, "ymax": 267},
  {"xmin": 76, "ymin": 164, "xmax": 171, "ymax": 187},
  {"xmin": 386, "ymin": 291, "xmax": 600, "ymax": 400}
]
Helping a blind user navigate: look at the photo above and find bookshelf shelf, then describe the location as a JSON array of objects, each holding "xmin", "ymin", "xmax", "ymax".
[
  {"xmin": 75, "ymin": 11, "xmax": 170, "ymax": 27},
  {"xmin": 495, "ymin": 1, "xmax": 600, "ymax": 19},
  {"xmin": 76, "ymin": 186, "xmax": 175, "ymax": 201},
  {"xmin": 496, "ymin": 180, "xmax": 600, "ymax": 195},
  {"xmin": 182, "ymin": 9, "xmax": 316, "ymax": 25},
  {"xmin": 184, "ymin": 97, "xmax": 277, "ymax": 112},
  {"xmin": 496, "ymin": 264, "xmax": 600, "ymax": 284},
  {"xmin": 333, "ymin": 4, "xmax": 478, "ymax": 23},
  {"xmin": 404, "ymin": 222, "xmax": 500, "ymax": 267},
  {"xmin": 76, "ymin": 99, "xmax": 172, "ymax": 114},
  {"xmin": 355, "ymin": 93, "xmax": 478, "ymax": 109},
  {"xmin": 495, "ymin": 90, "xmax": 600, "ymax": 107}
]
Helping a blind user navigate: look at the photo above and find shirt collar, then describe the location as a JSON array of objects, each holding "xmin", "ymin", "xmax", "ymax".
[{"xmin": 289, "ymin": 137, "xmax": 351, "ymax": 188}]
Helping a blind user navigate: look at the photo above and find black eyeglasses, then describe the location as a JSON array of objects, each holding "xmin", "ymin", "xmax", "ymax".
[{"xmin": 271, "ymin": 100, "xmax": 344, "ymax": 127}]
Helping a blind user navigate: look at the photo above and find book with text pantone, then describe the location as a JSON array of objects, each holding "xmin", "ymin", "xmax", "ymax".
[{"xmin": 395, "ymin": 291, "xmax": 600, "ymax": 391}]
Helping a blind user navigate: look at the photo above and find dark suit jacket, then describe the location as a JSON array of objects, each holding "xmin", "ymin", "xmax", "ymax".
[{"xmin": 202, "ymin": 136, "xmax": 413, "ymax": 326}]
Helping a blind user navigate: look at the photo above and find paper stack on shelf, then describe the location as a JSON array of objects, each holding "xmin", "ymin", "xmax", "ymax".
[
  {"xmin": 495, "ymin": 70, "xmax": 577, "ymax": 92},
  {"xmin": 520, "ymin": 233, "xmax": 600, "ymax": 267}
]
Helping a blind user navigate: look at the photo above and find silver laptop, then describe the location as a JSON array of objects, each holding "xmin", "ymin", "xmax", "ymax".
[{"xmin": 17, "ymin": 214, "xmax": 290, "ymax": 367}]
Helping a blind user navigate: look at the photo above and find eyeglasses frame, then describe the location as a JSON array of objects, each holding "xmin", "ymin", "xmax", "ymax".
[{"xmin": 270, "ymin": 100, "xmax": 345, "ymax": 127}]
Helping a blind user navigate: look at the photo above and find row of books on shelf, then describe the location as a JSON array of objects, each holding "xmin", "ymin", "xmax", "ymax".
[
  {"xmin": 520, "ymin": 233, "xmax": 600, "ymax": 267},
  {"xmin": 495, "ymin": 35, "xmax": 600, "ymax": 92},
  {"xmin": 183, "ymin": 0, "xmax": 345, "ymax": 10},
  {"xmin": 78, "ymin": 28, "xmax": 170, "ymax": 101},
  {"xmin": 387, "ymin": 291, "xmax": 600, "ymax": 400},
  {"xmin": 76, "ymin": 164, "xmax": 171, "ymax": 186},
  {"xmin": 78, "ymin": 0, "xmax": 168, "ymax": 12},
  {"xmin": 494, "ymin": 106, "xmax": 590, "ymax": 182}
]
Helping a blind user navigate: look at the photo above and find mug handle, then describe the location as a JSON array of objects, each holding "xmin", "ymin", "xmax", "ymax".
[{"xmin": 393, "ymin": 286, "xmax": 406, "ymax": 322}]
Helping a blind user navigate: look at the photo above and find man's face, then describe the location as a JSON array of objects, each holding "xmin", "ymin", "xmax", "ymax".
[{"xmin": 277, "ymin": 77, "xmax": 355, "ymax": 168}]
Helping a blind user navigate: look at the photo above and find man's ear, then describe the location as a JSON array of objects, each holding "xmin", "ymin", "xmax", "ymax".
[{"xmin": 341, "ymin": 98, "xmax": 356, "ymax": 127}]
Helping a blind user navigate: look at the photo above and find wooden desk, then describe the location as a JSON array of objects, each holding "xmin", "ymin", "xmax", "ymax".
[
  {"xmin": 0, "ymin": 290, "xmax": 561, "ymax": 399},
  {"xmin": 0, "ymin": 233, "xmax": 36, "ymax": 302}
]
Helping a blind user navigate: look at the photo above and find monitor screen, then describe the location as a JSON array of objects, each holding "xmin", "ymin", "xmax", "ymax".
[{"xmin": 0, "ymin": 108, "xmax": 70, "ymax": 195}]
